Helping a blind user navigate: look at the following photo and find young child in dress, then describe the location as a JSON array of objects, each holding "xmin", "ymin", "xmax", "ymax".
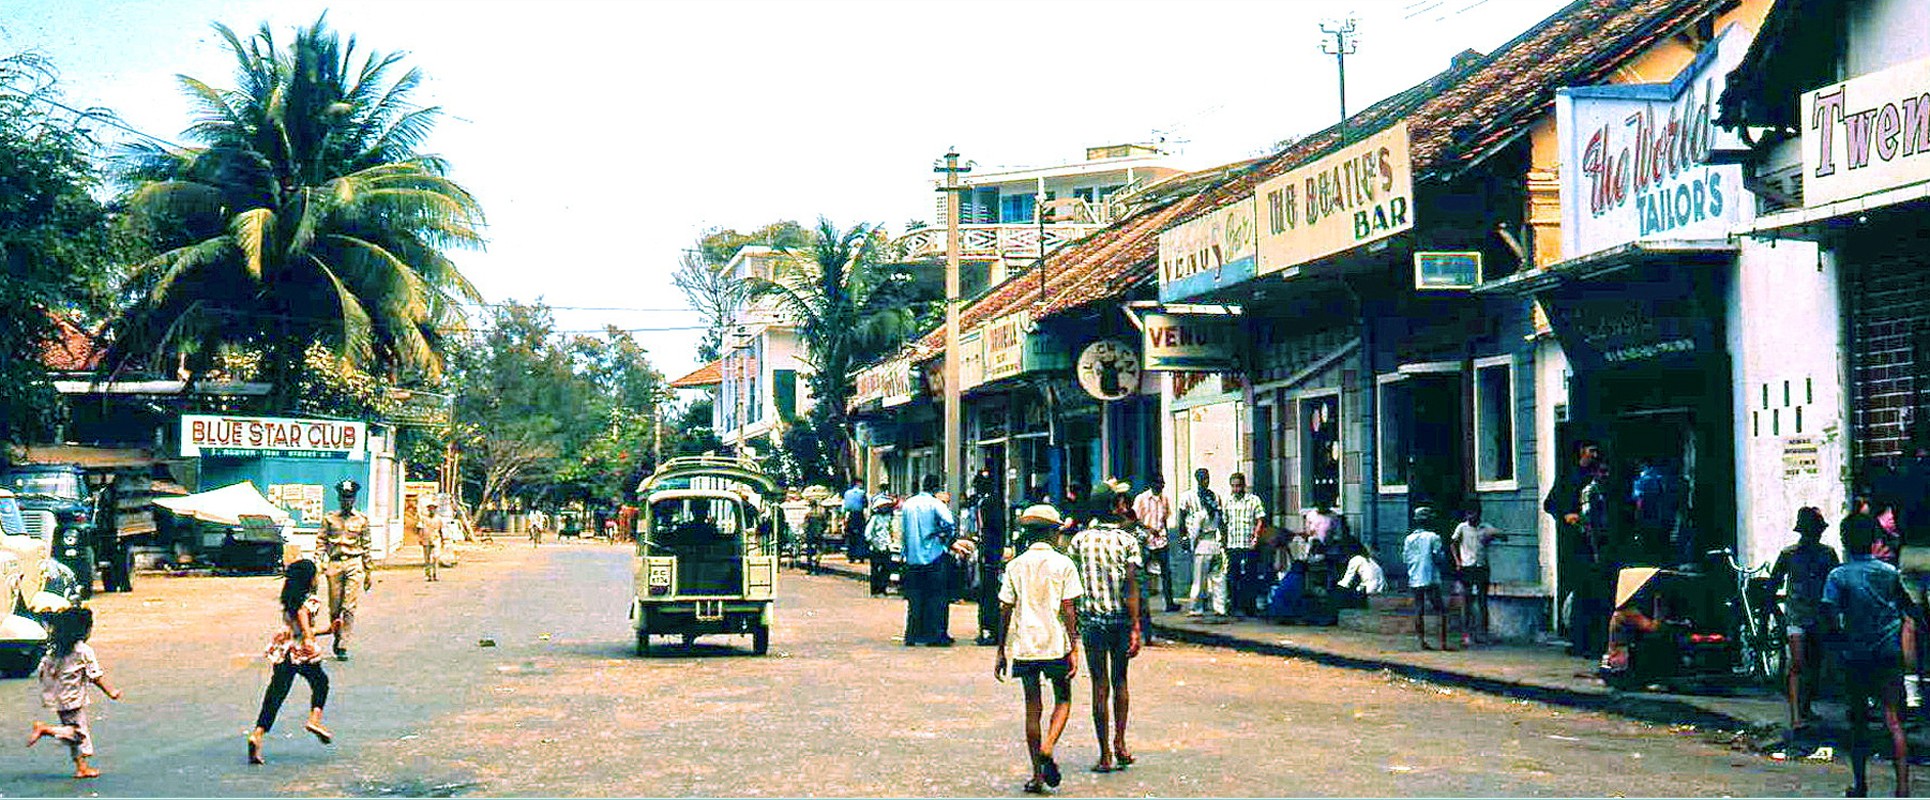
[{"xmin": 27, "ymin": 607, "xmax": 122, "ymax": 779}]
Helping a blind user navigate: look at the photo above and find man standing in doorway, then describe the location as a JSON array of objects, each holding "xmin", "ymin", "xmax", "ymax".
[
  {"xmin": 318, "ymin": 480, "xmax": 372, "ymax": 661},
  {"xmin": 420, "ymin": 499, "xmax": 445, "ymax": 583},
  {"xmin": 1544, "ymin": 440, "xmax": 1607, "ymax": 658},
  {"xmin": 900, "ymin": 474, "xmax": 958, "ymax": 646},
  {"xmin": 1066, "ymin": 482, "xmax": 1143, "ymax": 772},
  {"xmin": 1133, "ymin": 476, "xmax": 1175, "ymax": 618},
  {"xmin": 842, "ymin": 479, "xmax": 869, "ymax": 563},
  {"xmin": 1223, "ymin": 473, "xmax": 1267, "ymax": 618},
  {"xmin": 1175, "ymin": 468, "xmax": 1228, "ymax": 621}
]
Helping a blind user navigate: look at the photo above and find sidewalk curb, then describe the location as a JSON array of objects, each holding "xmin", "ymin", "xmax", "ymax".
[{"xmin": 802, "ymin": 559, "xmax": 1767, "ymax": 734}]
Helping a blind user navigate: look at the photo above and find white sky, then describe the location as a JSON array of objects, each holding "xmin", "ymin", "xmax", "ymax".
[{"xmin": 5, "ymin": 0, "xmax": 1568, "ymax": 378}]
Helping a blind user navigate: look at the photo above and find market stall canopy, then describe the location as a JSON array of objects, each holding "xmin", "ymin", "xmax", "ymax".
[{"xmin": 154, "ymin": 481, "xmax": 292, "ymax": 527}]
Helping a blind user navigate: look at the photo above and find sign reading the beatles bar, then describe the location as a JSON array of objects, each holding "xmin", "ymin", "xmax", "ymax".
[
  {"xmin": 1255, "ymin": 122, "xmax": 1413, "ymax": 274},
  {"xmin": 984, "ymin": 311, "xmax": 1031, "ymax": 382},
  {"xmin": 1141, "ymin": 312, "xmax": 1240, "ymax": 372},
  {"xmin": 1803, "ymin": 55, "xmax": 1930, "ymax": 207},
  {"xmin": 1157, "ymin": 197, "xmax": 1257, "ymax": 302},
  {"xmin": 181, "ymin": 414, "xmax": 367, "ymax": 460},
  {"xmin": 1556, "ymin": 25, "xmax": 1753, "ymax": 258}
]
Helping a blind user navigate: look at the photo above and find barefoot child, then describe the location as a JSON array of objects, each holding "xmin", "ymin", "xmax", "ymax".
[
  {"xmin": 1825, "ymin": 516, "xmax": 1912, "ymax": 797},
  {"xmin": 28, "ymin": 607, "xmax": 122, "ymax": 779},
  {"xmin": 995, "ymin": 504, "xmax": 1084, "ymax": 794}
]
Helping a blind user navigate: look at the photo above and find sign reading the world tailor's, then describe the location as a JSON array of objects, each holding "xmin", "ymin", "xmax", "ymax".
[
  {"xmin": 181, "ymin": 414, "xmax": 367, "ymax": 460},
  {"xmin": 1556, "ymin": 25, "xmax": 1754, "ymax": 258},
  {"xmin": 1157, "ymin": 196, "xmax": 1257, "ymax": 302},
  {"xmin": 1141, "ymin": 312, "xmax": 1240, "ymax": 372},
  {"xmin": 1255, "ymin": 121, "xmax": 1413, "ymax": 274},
  {"xmin": 1803, "ymin": 55, "xmax": 1930, "ymax": 207}
]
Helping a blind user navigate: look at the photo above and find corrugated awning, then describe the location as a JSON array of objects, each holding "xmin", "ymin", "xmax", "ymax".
[
  {"xmin": 19, "ymin": 445, "xmax": 166, "ymax": 471},
  {"xmin": 1740, "ymin": 181, "xmax": 1930, "ymax": 240},
  {"xmin": 1473, "ymin": 239, "xmax": 1738, "ymax": 296}
]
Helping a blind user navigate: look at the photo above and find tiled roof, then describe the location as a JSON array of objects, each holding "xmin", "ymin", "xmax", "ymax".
[
  {"xmin": 41, "ymin": 315, "xmax": 103, "ymax": 372},
  {"xmin": 670, "ymin": 359, "xmax": 723, "ymax": 388}
]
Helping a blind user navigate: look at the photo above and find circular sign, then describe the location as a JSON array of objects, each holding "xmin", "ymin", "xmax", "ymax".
[{"xmin": 1076, "ymin": 339, "xmax": 1141, "ymax": 402}]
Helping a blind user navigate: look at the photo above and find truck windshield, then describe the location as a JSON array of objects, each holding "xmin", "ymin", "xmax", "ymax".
[{"xmin": 5, "ymin": 471, "xmax": 81, "ymax": 500}]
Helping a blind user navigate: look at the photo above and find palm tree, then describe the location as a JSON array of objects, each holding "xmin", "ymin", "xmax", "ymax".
[
  {"xmin": 753, "ymin": 218, "xmax": 922, "ymax": 481},
  {"xmin": 108, "ymin": 16, "xmax": 484, "ymax": 409}
]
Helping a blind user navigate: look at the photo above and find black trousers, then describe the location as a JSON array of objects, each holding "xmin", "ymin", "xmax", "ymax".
[
  {"xmin": 903, "ymin": 562, "xmax": 952, "ymax": 644},
  {"xmin": 977, "ymin": 562, "xmax": 1005, "ymax": 637},
  {"xmin": 1150, "ymin": 546, "xmax": 1177, "ymax": 610},
  {"xmin": 256, "ymin": 660, "xmax": 329, "ymax": 731},
  {"xmin": 870, "ymin": 555, "xmax": 895, "ymax": 596},
  {"xmin": 846, "ymin": 511, "xmax": 868, "ymax": 560},
  {"xmin": 1228, "ymin": 548, "xmax": 1266, "ymax": 616}
]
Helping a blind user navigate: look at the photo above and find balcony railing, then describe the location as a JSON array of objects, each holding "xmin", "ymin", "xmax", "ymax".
[{"xmin": 891, "ymin": 223, "xmax": 1109, "ymax": 262}]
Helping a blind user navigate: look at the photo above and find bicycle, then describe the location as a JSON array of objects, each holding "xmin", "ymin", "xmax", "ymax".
[{"xmin": 1710, "ymin": 547, "xmax": 1787, "ymax": 687}]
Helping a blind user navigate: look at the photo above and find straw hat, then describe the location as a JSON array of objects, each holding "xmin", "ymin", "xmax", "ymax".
[
  {"xmin": 1614, "ymin": 566, "xmax": 1661, "ymax": 608},
  {"xmin": 1794, "ymin": 506, "xmax": 1829, "ymax": 535},
  {"xmin": 1017, "ymin": 504, "xmax": 1063, "ymax": 528}
]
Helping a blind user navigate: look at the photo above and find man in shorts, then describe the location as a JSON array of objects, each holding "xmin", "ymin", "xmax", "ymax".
[
  {"xmin": 1403, "ymin": 507, "xmax": 1450, "ymax": 651},
  {"xmin": 1770, "ymin": 507, "xmax": 1839, "ymax": 735},
  {"xmin": 995, "ymin": 504, "xmax": 1083, "ymax": 794},
  {"xmin": 1824, "ymin": 515, "xmax": 1912, "ymax": 797},
  {"xmin": 1066, "ymin": 482, "xmax": 1143, "ymax": 773}
]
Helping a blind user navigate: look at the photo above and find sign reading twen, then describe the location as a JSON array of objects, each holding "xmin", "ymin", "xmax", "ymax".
[
  {"xmin": 1157, "ymin": 197, "xmax": 1257, "ymax": 302},
  {"xmin": 181, "ymin": 414, "xmax": 367, "ymax": 460},
  {"xmin": 1803, "ymin": 55, "xmax": 1930, "ymax": 207},
  {"xmin": 984, "ymin": 311, "xmax": 1031, "ymax": 382},
  {"xmin": 1141, "ymin": 312, "xmax": 1240, "ymax": 372},
  {"xmin": 1556, "ymin": 25, "xmax": 1753, "ymax": 258},
  {"xmin": 1256, "ymin": 122, "xmax": 1413, "ymax": 273}
]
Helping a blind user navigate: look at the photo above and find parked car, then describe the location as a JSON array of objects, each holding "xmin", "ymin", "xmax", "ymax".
[{"xmin": 0, "ymin": 488, "xmax": 84, "ymax": 677}]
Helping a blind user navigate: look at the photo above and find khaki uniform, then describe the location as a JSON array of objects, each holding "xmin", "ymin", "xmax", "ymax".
[
  {"xmin": 420, "ymin": 515, "xmax": 444, "ymax": 581},
  {"xmin": 318, "ymin": 508, "xmax": 372, "ymax": 653}
]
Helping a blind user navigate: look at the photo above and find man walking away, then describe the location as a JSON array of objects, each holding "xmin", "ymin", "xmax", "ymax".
[
  {"xmin": 1175, "ymin": 468, "xmax": 1227, "ymax": 621},
  {"xmin": 1772, "ymin": 507, "xmax": 1839, "ymax": 739},
  {"xmin": 1451, "ymin": 506, "xmax": 1507, "ymax": 645},
  {"xmin": 900, "ymin": 475, "xmax": 957, "ymax": 646},
  {"xmin": 1066, "ymin": 483, "xmax": 1142, "ymax": 773},
  {"xmin": 317, "ymin": 480, "xmax": 372, "ymax": 661},
  {"xmin": 842, "ymin": 480, "xmax": 869, "ymax": 563},
  {"xmin": 1825, "ymin": 515, "xmax": 1912, "ymax": 797},
  {"xmin": 1404, "ymin": 507, "xmax": 1450, "ymax": 651},
  {"xmin": 420, "ymin": 501, "xmax": 445, "ymax": 583},
  {"xmin": 1133, "ymin": 477, "xmax": 1176, "ymax": 614},
  {"xmin": 1222, "ymin": 473, "xmax": 1267, "ymax": 617},
  {"xmin": 995, "ymin": 505, "xmax": 1083, "ymax": 794},
  {"xmin": 976, "ymin": 466, "xmax": 1009, "ymax": 646}
]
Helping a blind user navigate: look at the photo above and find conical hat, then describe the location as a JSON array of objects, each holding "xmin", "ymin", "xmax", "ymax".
[{"xmin": 1614, "ymin": 567, "xmax": 1662, "ymax": 608}]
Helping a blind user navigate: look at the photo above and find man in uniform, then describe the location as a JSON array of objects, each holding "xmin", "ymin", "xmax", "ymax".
[
  {"xmin": 420, "ymin": 499, "xmax": 445, "ymax": 582},
  {"xmin": 318, "ymin": 480, "xmax": 372, "ymax": 660}
]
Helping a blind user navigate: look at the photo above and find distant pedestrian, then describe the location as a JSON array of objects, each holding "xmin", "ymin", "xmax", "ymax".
[
  {"xmin": 317, "ymin": 480, "xmax": 371, "ymax": 661},
  {"xmin": 1132, "ymin": 476, "xmax": 1176, "ymax": 614},
  {"xmin": 1824, "ymin": 515, "xmax": 1911, "ymax": 797},
  {"xmin": 995, "ymin": 504, "xmax": 1083, "ymax": 794},
  {"xmin": 1403, "ymin": 507, "xmax": 1450, "ymax": 651},
  {"xmin": 1222, "ymin": 472, "xmax": 1267, "ymax": 617},
  {"xmin": 1175, "ymin": 468, "xmax": 1228, "ymax": 621},
  {"xmin": 843, "ymin": 480, "xmax": 869, "ymax": 563},
  {"xmin": 975, "ymin": 465, "xmax": 1010, "ymax": 647},
  {"xmin": 1336, "ymin": 539, "xmax": 1386, "ymax": 602},
  {"xmin": 420, "ymin": 500, "xmax": 446, "ymax": 582},
  {"xmin": 1771, "ymin": 507, "xmax": 1839, "ymax": 736},
  {"xmin": 248, "ymin": 559, "xmax": 334, "ymax": 766},
  {"xmin": 900, "ymin": 474, "xmax": 958, "ymax": 646},
  {"xmin": 27, "ymin": 607, "xmax": 120, "ymax": 779},
  {"xmin": 1066, "ymin": 483, "xmax": 1142, "ymax": 773},
  {"xmin": 528, "ymin": 507, "xmax": 546, "ymax": 547},
  {"xmin": 865, "ymin": 494, "xmax": 898, "ymax": 596},
  {"xmin": 1545, "ymin": 441, "xmax": 1609, "ymax": 658},
  {"xmin": 1452, "ymin": 507, "xmax": 1507, "ymax": 645}
]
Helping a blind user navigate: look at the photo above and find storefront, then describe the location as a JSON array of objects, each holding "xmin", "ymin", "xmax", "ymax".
[{"xmin": 176, "ymin": 412, "xmax": 403, "ymax": 557}]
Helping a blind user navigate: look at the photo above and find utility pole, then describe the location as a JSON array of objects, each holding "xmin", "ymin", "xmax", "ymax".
[
  {"xmin": 1320, "ymin": 17, "xmax": 1359, "ymax": 127},
  {"xmin": 936, "ymin": 149, "xmax": 971, "ymax": 510}
]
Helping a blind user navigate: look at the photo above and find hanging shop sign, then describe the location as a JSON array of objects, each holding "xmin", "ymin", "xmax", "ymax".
[
  {"xmin": 958, "ymin": 329, "xmax": 986, "ymax": 393},
  {"xmin": 180, "ymin": 414, "xmax": 367, "ymax": 460},
  {"xmin": 1076, "ymin": 339, "xmax": 1141, "ymax": 401},
  {"xmin": 1802, "ymin": 54, "xmax": 1930, "ymax": 208},
  {"xmin": 1539, "ymin": 265, "xmax": 1720, "ymax": 369},
  {"xmin": 1157, "ymin": 196, "xmax": 1258, "ymax": 302},
  {"xmin": 1255, "ymin": 121, "xmax": 1413, "ymax": 274},
  {"xmin": 853, "ymin": 356, "xmax": 915, "ymax": 409},
  {"xmin": 1141, "ymin": 311, "xmax": 1240, "ymax": 372},
  {"xmin": 1556, "ymin": 25, "xmax": 1754, "ymax": 258},
  {"xmin": 1413, "ymin": 252, "xmax": 1483, "ymax": 290},
  {"xmin": 984, "ymin": 311, "xmax": 1032, "ymax": 382}
]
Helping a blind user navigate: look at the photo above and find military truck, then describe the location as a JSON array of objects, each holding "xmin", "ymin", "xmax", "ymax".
[{"xmin": 1, "ymin": 463, "xmax": 132, "ymax": 596}]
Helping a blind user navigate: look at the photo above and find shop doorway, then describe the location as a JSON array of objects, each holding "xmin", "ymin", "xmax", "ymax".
[{"xmin": 1405, "ymin": 372, "xmax": 1467, "ymax": 525}]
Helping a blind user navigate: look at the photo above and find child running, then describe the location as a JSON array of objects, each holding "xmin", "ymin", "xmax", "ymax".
[
  {"xmin": 995, "ymin": 503, "xmax": 1085, "ymax": 794},
  {"xmin": 249, "ymin": 558, "xmax": 336, "ymax": 765},
  {"xmin": 27, "ymin": 607, "xmax": 122, "ymax": 779}
]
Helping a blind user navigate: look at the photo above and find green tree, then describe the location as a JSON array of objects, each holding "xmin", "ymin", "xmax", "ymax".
[
  {"xmin": 450, "ymin": 302, "xmax": 584, "ymax": 516},
  {"xmin": 0, "ymin": 51, "xmax": 117, "ymax": 455},
  {"xmin": 108, "ymin": 16, "xmax": 484, "ymax": 410}
]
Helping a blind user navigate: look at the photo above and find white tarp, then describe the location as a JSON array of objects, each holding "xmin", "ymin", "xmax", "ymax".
[{"xmin": 154, "ymin": 481, "xmax": 293, "ymax": 527}]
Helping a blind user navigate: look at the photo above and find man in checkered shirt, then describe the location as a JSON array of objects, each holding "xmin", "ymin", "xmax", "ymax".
[
  {"xmin": 1066, "ymin": 481, "xmax": 1142, "ymax": 773},
  {"xmin": 1222, "ymin": 472, "xmax": 1268, "ymax": 617}
]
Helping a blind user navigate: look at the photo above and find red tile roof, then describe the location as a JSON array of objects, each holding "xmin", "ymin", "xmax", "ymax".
[
  {"xmin": 670, "ymin": 359, "xmax": 723, "ymax": 388},
  {"xmin": 41, "ymin": 315, "xmax": 103, "ymax": 372}
]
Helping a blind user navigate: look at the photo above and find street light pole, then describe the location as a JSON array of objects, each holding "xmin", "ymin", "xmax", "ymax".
[{"xmin": 936, "ymin": 149, "xmax": 971, "ymax": 509}]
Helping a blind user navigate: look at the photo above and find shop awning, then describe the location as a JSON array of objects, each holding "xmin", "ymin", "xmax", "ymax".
[
  {"xmin": 153, "ymin": 481, "xmax": 292, "ymax": 527},
  {"xmin": 18, "ymin": 445, "xmax": 165, "ymax": 471},
  {"xmin": 1473, "ymin": 239, "xmax": 1737, "ymax": 296},
  {"xmin": 1740, "ymin": 181, "xmax": 1930, "ymax": 241}
]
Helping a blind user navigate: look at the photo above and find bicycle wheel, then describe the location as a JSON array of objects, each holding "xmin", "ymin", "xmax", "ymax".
[{"xmin": 1757, "ymin": 611, "xmax": 1788, "ymax": 685}]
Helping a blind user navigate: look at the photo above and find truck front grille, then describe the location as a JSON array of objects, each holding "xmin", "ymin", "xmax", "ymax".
[{"xmin": 20, "ymin": 510, "xmax": 55, "ymax": 539}]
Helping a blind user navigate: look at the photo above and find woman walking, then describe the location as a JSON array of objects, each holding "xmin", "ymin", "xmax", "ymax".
[{"xmin": 248, "ymin": 559, "xmax": 335, "ymax": 764}]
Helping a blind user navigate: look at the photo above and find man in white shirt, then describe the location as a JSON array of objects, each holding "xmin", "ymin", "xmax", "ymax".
[
  {"xmin": 1174, "ymin": 468, "xmax": 1228, "ymax": 621},
  {"xmin": 1403, "ymin": 506, "xmax": 1450, "ymax": 651},
  {"xmin": 1222, "ymin": 473, "xmax": 1267, "ymax": 618},
  {"xmin": 1452, "ymin": 506, "xmax": 1508, "ymax": 646},
  {"xmin": 1132, "ymin": 476, "xmax": 1177, "ymax": 614},
  {"xmin": 996, "ymin": 505, "xmax": 1084, "ymax": 794}
]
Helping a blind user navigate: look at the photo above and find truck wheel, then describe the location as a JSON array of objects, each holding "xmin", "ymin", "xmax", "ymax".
[
  {"xmin": 115, "ymin": 547, "xmax": 135, "ymax": 592},
  {"xmin": 635, "ymin": 632, "xmax": 651, "ymax": 656},
  {"xmin": 0, "ymin": 644, "xmax": 45, "ymax": 679},
  {"xmin": 752, "ymin": 624, "xmax": 770, "ymax": 656}
]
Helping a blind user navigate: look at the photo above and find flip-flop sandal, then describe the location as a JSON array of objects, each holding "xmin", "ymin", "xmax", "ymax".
[
  {"xmin": 1091, "ymin": 764, "xmax": 1116, "ymax": 773},
  {"xmin": 305, "ymin": 722, "xmax": 334, "ymax": 744},
  {"xmin": 1116, "ymin": 752, "xmax": 1136, "ymax": 767},
  {"xmin": 247, "ymin": 736, "xmax": 264, "ymax": 765},
  {"xmin": 1042, "ymin": 756, "xmax": 1062, "ymax": 787},
  {"xmin": 1023, "ymin": 779, "xmax": 1047, "ymax": 795}
]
